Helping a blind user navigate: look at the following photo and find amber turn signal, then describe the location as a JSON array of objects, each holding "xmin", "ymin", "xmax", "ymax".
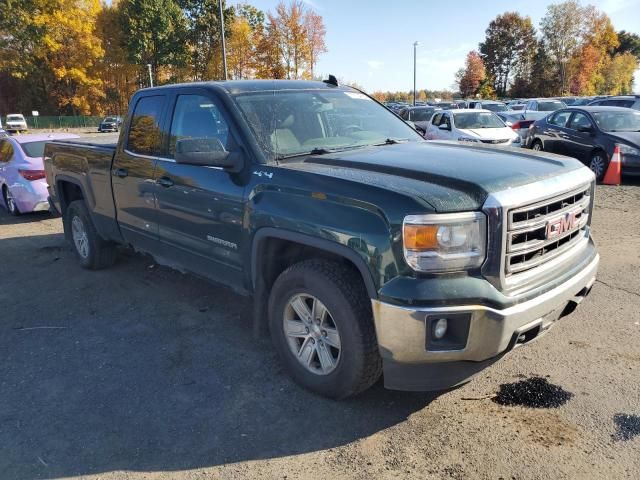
[{"xmin": 403, "ymin": 224, "xmax": 439, "ymax": 250}]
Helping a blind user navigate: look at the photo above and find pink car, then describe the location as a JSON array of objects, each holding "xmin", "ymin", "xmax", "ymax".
[{"xmin": 0, "ymin": 133, "xmax": 79, "ymax": 215}]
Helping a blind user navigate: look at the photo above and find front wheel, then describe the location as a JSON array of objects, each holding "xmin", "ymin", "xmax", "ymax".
[
  {"xmin": 531, "ymin": 139, "xmax": 543, "ymax": 151},
  {"xmin": 3, "ymin": 186, "xmax": 20, "ymax": 216},
  {"xmin": 64, "ymin": 200, "xmax": 116, "ymax": 269},
  {"xmin": 589, "ymin": 151, "xmax": 608, "ymax": 181},
  {"xmin": 268, "ymin": 259, "xmax": 381, "ymax": 399}
]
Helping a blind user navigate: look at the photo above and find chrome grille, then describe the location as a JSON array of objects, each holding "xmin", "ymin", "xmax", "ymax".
[
  {"xmin": 480, "ymin": 138, "xmax": 510, "ymax": 145},
  {"xmin": 505, "ymin": 186, "xmax": 591, "ymax": 275}
]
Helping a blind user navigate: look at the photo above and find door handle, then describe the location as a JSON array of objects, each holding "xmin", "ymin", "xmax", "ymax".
[
  {"xmin": 156, "ymin": 176, "xmax": 174, "ymax": 188},
  {"xmin": 114, "ymin": 168, "xmax": 128, "ymax": 178}
]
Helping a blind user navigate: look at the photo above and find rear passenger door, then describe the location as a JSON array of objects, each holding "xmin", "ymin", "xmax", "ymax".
[
  {"xmin": 542, "ymin": 110, "xmax": 572, "ymax": 154},
  {"xmin": 153, "ymin": 89, "xmax": 247, "ymax": 289},
  {"xmin": 112, "ymin": 94, "xmax": 168, "ymax": 252}
]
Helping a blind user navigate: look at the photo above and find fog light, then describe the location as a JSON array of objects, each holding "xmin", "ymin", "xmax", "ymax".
[{"xmin": 433, "ymin": 318, "xmax": 448, "ymax": 339}]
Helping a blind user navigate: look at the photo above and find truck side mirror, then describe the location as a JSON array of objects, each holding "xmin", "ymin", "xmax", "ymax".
[{"xmin": 175, "ymin": 138, "xmax": 244, "ymax": 172}]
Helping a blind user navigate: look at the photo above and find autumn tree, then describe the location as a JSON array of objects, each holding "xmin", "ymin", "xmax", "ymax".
[
  {"xmin": 227, "ymin": 17, "xmax": 254, "ymax": 79},
  {"xmin": 304, "ymin": 10, "xmax": 326, "ymax": 78},
  {"xmin": 456, "ymin": 51, "xmax": 486, "ymax": 98},
  {"xmin": 479, "ymin": 12, "xmax": 537, "ymax": 96}
]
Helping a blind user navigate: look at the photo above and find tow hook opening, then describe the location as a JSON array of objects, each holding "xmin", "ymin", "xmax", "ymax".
[{"xmin": 515, "ymin": 325, "xmax": 541, "ymax": 346}]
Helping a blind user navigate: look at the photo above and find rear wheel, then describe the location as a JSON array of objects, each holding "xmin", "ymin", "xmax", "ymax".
[
  {"xmin": 3, "ymin": 186, "xmax": 20, "ymax": 216},
  {"xmin": 531, "ymin": 139, "xmax": 543, "ymax": 151},
  {"xmin": 589, "ymin": 150, "xmax": 608, "ymax": 181},
  {"xmin": 64, "ymin": 200, "xmax": 116, "ymax": 269},
  {"xmin": 268, "ymin": 259, "xmax": 381, "ymax": 399}
]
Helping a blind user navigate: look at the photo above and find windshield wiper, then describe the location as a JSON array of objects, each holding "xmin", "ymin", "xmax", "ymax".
[
  {"xmin": 276, "ymin": 147, "xmax": 336, "ymax": 160},
  {"xmin": 376, "ymin": 138, "xmax": 410, "ymax": 146}
]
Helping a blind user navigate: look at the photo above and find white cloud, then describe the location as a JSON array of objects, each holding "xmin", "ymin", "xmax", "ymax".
[{"xmin": 366, "ymin": 60, "xmax": 384, "ymax": 70}]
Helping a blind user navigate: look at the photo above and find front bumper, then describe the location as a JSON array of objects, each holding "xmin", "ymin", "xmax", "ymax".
[{"xmin": 372, "ymin": 253, "xmax": 599, "ymax": 391}]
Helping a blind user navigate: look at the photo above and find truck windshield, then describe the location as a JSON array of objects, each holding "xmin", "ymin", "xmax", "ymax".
[
  {"xmin": 233, "ymin": 89, "xmax": 421, "ymax": 160},
  {"xmin": 537, "ymin": 101, "xmax": 565, "ymax": 111},
  {"xmin": 7, "ymin": 115, "xmax": 23, "ymax": 121}
]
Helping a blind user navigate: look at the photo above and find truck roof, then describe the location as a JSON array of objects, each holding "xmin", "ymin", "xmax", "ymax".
[{"xmin": 138, "ymin": 79, "xmax": 349, "ymax": 95}]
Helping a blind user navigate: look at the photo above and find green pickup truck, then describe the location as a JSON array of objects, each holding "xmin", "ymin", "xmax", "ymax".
[{"xmin": 44, "ymin": 80, "xmax": 599, "ymax": 398}]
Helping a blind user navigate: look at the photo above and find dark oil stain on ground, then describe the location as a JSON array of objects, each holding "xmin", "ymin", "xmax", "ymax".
[
  {"xmin": 613, "ymin": 413, "xmax": 640, "ymax": 441},
  {"xmin": 493, "ymin": 376, "xmax": 573, "ymax": 408}
]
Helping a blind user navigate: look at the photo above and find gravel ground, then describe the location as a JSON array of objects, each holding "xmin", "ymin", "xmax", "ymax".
[{"xmin": 0, "ymin": 181, "xmax": 638, "ymax": 480}]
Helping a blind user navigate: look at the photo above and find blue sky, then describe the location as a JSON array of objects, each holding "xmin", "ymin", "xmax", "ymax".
[{"xmin": 247, "ymin": 0, "xmax": 640, "ymax": 92}]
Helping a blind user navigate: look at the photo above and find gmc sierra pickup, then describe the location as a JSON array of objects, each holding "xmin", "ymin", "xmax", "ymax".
[{"xmin": 44, "ymin": 80, "xmax": 599, "ymax": 399}]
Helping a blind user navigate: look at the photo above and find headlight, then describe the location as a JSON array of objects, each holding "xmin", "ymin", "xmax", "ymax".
[
  {"xmin": 512, "ymin": 136, "xmax": 521, "ymax": 143},
  {"xmin": 403, "ymin": 212, "xmax": 486, "ymax": 272},
  {"xmin": 458, "ymin": 137, "xmax": 479, "ymax": 142},
  {"xmin": 619, "ymin": 144, "xmax": 640, "ymax": 156}
]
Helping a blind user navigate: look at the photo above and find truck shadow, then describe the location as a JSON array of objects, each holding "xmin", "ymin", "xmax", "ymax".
[{"xmin": 0, "ymin": 233, "xmax": 439, "ymax": 478}]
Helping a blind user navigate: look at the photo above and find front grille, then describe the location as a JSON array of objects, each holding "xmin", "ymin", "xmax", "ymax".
[
  {"xmin": 480, "ymin": 138, "xmax": 510, "ymax": 144},
  {"xmin": 505, "ymin": 186, "xmax": 591, "ymax": 275}
]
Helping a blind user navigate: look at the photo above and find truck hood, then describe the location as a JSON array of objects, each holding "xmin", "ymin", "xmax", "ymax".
[{"xmin": 282, "ymin": 141, "xmax": 585, "ymax": 212}]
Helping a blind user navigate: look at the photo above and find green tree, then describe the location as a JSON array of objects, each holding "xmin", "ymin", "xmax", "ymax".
[
  {"xmin": 540, "ymin": 0, "xmax": 584, "ymax": 95},
  {"xmin": 120, "ymin": 0, "xmax": 189, "ymax": 85},
  {"xmin": 528, "ymin": 41, "xmax": 556, "ymax": 97},
  {"xmin": 479, "ymin": 12, "xmax": 537, "ymax": 96},
  {"xmin": 615, "ymin": 30, "xmax": 640, "ymax": 59}
]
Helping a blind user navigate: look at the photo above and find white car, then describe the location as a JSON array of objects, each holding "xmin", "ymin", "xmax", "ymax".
[
  {"xmin": 424, "ymin": 109, "xmax": 520, "ymax": 147},
  {"xmin": 5, "ymin": 114, "xmax": 28, "ymax": 133}
]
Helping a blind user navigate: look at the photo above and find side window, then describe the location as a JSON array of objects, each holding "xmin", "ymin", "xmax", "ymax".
[
  {"xmin": 530, "ymin": 101, "xmax": 538, "ymax": 111},
  {"xmin": 568, "ymin": 112, "xmax": 593, "ymax": 131},
  {"xmin": 441, "ymin": 114, "xmax": 451, "ymax": 128},
  {"xmin": 549, "ymin": 110, "xmax": 572, "ymax": 127},
  {"xmin": 432, "ymin": 113, "xmax": 442, "ymax": 125},
  {"xmin": 168, "ymin": 94, "xmax": 231, "ymax": 158},
  {"xmin": 0, "ymin": 140, "xmax": 14, "ymax": 163},
  {"xmin": 127, "ymin": 95, "xmax": 167, "ymax": 156}
]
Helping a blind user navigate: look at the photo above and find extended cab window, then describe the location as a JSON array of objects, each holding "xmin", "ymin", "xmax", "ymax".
[
  {"xmin": 168, "ymin": 94, "xmax": 231, "ymax": 157},
  {"xmin": 0, "ymin": 140, "xmax": 14, "ymax": 163},
  {"xmin": 127, "ymin": 95, "xmax": 166, "ymax": 156}
]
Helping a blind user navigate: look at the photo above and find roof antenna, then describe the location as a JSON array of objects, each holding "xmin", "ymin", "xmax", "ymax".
[{"xmin": 323, "ymin": 75, "xmax": 338, "ymax": 87}]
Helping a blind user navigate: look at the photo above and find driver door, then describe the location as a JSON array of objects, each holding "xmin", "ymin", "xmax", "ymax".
[{"xmin": 153, "ymin": 89, "xmax": 248, "ymax": 289}]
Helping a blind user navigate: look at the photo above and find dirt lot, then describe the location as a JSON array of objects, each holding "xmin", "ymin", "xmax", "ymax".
[{"xmin": 1, "ymin": 182, "xmax": 639, "ymax": 480}]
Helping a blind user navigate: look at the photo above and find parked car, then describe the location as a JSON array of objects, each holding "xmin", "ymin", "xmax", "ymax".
[
  {"xmin": 525, "ymin": 106, "xmax": 640, "ymax": 180},
  {"xmin": 0, "ymin": 133, "xmax": 79, "ymax": 215},
  {"xmin": 468, "ymin": 100, "xmax": 508, "ymax": 112},
  {"xmin": 398, "ymin": 106, "xmax": 442, "ymax": 135},
  {"xmin": 495, "ymin": 112, "xmax": 534, "ymax": 144},
  {"xmin": 45, "ymin": 79, "xmax": 598, "ymax": 399},
  {"xmin": 5, "ymin": 114, "xmax": 28, "ymax": 133},
  {"xmin": 98, "ymin": 116, "xmax": 121, "ymax": 133},
  {"xmin": 425, "ymin": 109, "xmax": 520, "ymax": 146},
  {"xmin": 521, "ymin": 98, "xmax": 567, "ymax": 121},
  {"xmin": 587, "ymin": 95, "xmax": 640, "ymax": 110}
]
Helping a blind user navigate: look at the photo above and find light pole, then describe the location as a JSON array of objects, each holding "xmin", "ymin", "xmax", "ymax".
[
  {"xmin": 219, "ymin": 0, "xmax": 228, "ymax": 80},
  {"xmin": 413, "ymin": 41, "xmax": 419, "ymax": 106},
  {"xmin": 147, "ymin": 64, "xmax": 153, "ymax": 87}
]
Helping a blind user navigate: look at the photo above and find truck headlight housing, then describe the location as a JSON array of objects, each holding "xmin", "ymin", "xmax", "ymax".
[
  {"xmin": 458, "ymin": 136, "xmax": 479, "ymax": 143},
  {"xmin": 403, "ymin": 212, "xmax": 487, "ymax": 272}
]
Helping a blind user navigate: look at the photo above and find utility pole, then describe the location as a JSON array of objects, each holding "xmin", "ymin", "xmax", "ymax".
[
  {"xmin": 219, "ymin": 0, "xmax": 228, "ymax": 80},
  {"xmin": 147, "ymin": 64, "xmax": 153, "ymax": 87},
  {"xmin": 413, "ymin": 41, "xmax": 419, "ymax": 106}
]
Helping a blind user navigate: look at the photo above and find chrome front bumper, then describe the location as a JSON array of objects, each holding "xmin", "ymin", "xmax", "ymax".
[{"xmin": 372, "ymin": 253, "xmax": 599, "ymax": 390}]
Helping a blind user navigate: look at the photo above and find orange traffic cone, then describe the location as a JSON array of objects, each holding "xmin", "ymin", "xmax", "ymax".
[{"xmin": 602, "ymin": 145, "xmax": 622, "ymax": 185}]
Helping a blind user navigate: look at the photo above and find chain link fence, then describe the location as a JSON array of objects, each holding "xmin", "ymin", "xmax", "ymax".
[{"xmin": 18, "ymin": 116, "xmax": 104, "ymax": 130}]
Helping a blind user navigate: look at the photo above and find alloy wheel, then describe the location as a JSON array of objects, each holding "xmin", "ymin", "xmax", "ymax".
[
  {"xmin": 71, "ymin": 215, "xmax": 90, "ymax": 259},
  {"xmin": 283, "ymin": 294, "xmax": 341, "ymax": 375}
]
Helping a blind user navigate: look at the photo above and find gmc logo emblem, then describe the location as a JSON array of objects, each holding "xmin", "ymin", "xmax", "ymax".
[{"xmin": 546, "ymin": 209, "xmax": 582, "ymax": 239}]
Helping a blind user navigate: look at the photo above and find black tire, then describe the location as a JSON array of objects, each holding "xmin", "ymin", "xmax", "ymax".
[
  {"xmin": 3, "ymin": 185, "xmax": 20, "ymax": 216},
  {"xmin": 589, "ymin": 150, "xmax": 609, "ymax": 182},
  {"xmin": 64, "ymin": 200, "xmax": 116, "ymax": 269},
  {"xmin": 531, "ymin": 139, "xmax": 543, "ymax": 151},
  {"xmin": 268, "ymin": 259, "xmax": 381, "ymax": 399}
]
